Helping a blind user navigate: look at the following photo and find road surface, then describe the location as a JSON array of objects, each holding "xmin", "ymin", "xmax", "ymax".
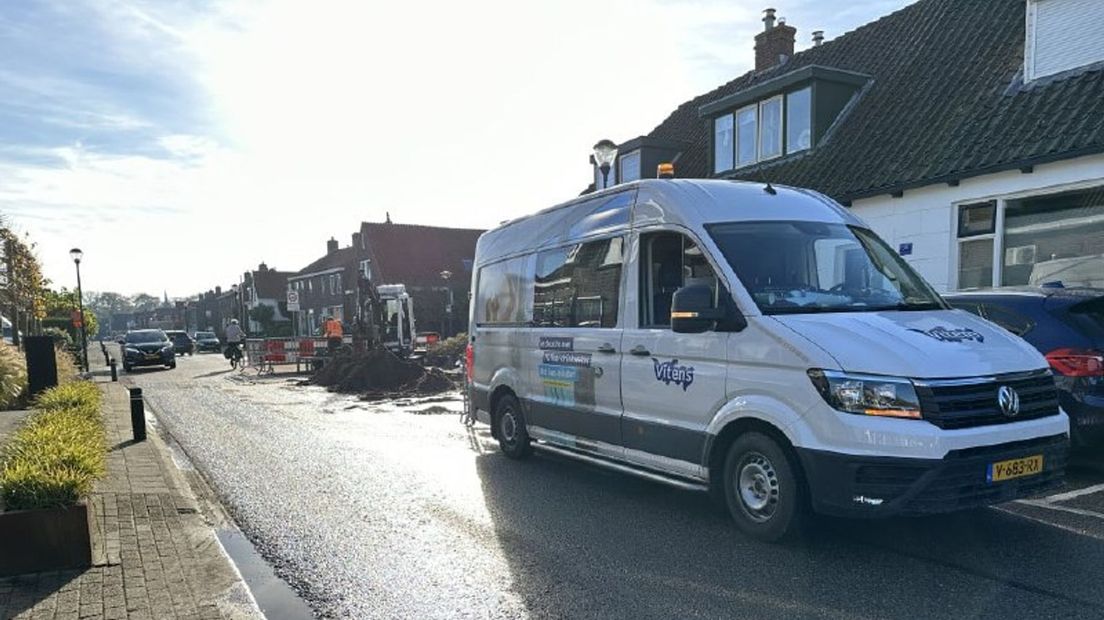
[{"xmin": 124, "ymin": 352, "xmax": 1104, "ymax": 619}]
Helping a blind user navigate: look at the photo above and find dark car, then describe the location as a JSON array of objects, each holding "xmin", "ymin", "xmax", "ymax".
[
  {"xmin": 194, "ymin": 331, "xmax": 221, "ymax": 353},
  {"xmin": 945, "ymin": 286, "xmax": 1104, "ymax": 446},
  {"xmin": 164, "ymin": 330, "xmax": 195, "ymax": 356},
  {"xmin": 120, "ymin": 329, "xmax": 176, "ymax": 372}
]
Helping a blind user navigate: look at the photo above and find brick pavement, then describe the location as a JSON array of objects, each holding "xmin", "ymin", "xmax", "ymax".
[{"xmin": 0, "ymin": 380, "xmax": 260, "ymax": 620}]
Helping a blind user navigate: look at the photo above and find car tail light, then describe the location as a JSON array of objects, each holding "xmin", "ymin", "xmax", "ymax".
[
  {"xmin": 465, "ymin": 342, "xmax": 474, "ymax": 384},
  {"xmin": 1045, "ymin": 348, "xmax": 1104, "ymax": 377}
]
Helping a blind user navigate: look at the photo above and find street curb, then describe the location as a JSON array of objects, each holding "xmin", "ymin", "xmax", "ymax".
[{"xmin": 119, "ymin": 380, "xmax": 266, "ymax": 619}]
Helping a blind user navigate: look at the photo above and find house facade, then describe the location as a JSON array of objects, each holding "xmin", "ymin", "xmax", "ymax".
[
  {"xmin": 241, "ymin": 262, "xmax": 294, "ymax": 335},
  {"xmin": 590, "ymin": 0, "xmax": 1104, "ymax": 292},
  {"xmin": 356, "ymin": 219, "xmax": 484, "ymax": 338},
  {"xmin": 287, "ymin": 237, "xmax": 367, "ymax": 336}
]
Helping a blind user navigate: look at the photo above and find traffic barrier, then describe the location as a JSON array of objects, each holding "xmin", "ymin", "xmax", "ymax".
[{"xmin": 243, "ymin": 336, "xmax": 354, "ymax": 374}]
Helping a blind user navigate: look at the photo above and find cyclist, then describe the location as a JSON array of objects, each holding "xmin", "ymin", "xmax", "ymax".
[{"xmin": 224, "ymin": 319, "xmax": 246, "ymax": 367}]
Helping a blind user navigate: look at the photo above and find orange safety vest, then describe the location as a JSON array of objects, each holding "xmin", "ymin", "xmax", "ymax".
[{"xmin": 325, "ymin": 319, "xmax": 343, "ymax": 338}]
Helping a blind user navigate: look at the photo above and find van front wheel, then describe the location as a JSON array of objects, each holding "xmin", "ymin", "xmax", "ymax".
[
  {"xmin": 495, "ymin": 394, "xmax": 532, "ymax": 460},
  {"xmin": 723, "ymin": 432, "xmax": 805, "ymax": 542}
]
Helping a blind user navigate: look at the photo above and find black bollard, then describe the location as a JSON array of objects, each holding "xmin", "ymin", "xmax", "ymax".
[
  {"xmin": 128, "ymin": 387, "xmax": 146, "ymax": 442},
  {"xmin": 109, "ymin": 358, "xmax": 118, "ymax": 382}
]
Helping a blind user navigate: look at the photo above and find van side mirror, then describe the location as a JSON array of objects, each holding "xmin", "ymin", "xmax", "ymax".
[{"xmin": 671, "ymin": 285, "xmax": 725, "ymax": 333}]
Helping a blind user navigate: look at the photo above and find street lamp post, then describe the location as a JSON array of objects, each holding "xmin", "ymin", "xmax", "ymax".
[
  {"xmin": 592, "ymin": 139, "xmax": 619, "ymax": 189},
  {"xmin": 69, "ymin": 248, "xmax": 89, "ymax": 373},
  {"xmin": 439, "ymin": 270, "xmax": 453, "ymax": 338}
]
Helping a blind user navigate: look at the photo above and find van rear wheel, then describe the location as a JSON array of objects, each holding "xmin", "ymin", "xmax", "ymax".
[
  {"xmin": 723, "ymin": 432, "xmax": 806, "ymax": 542},
  {"xmin": 495, "ymin": 394, "xmax": 532, "ymax": 460}
]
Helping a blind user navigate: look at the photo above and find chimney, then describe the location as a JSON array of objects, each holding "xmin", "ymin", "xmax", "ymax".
[
  {"xmin": 352, "ymin": 232, "xmax": 362, "ymax": 249},
  {"xmin": 385, "ymin": 212, "xmax": 393, "ymax": 224},
  {"xmin": 327, "ymin": 237, "xmax": 339, "ymax": 254},
  {"xmin": 812, "ymin": 30, "xmax": 824, "ymax": 46},
  {"xmin": 215, "ymin": 286, "xmax": 222, "ymax": 295},
  {"xmin": 754, "ymin": 8, "xmax": 796, "ymax": 72},
  {"xmin": 258, "ymin": 262, "xmax": 268, "ymax": 272}
]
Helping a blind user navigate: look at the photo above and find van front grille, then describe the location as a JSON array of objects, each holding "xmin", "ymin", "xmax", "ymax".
[{"xmin": 913, "ymin": 370, "xmax": 1059, "ymax": 430}]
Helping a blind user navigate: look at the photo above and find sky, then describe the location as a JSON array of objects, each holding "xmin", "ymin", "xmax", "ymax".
[{"xmin": 0, "ymin": 0, "xmax": 910, "ymax": 297}]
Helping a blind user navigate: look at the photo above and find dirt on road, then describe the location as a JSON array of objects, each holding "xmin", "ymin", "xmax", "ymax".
[{"xmin": 310, "ymin": 347, "xmax": 455, "ymax": 398}]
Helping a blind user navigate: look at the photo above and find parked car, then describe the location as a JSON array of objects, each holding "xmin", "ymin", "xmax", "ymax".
[
  {"xmin": 945, "ymin": 286, "xmax": 1104, "ymax": 447},
  {"xmin": 466, "ymin": 179, "xmax": 1068, "ymax": 542},
  {"xmin": 164, "ymin": 330, "xmax": 195, "ymax": 356},
  {"xmin": 194, "ymin": 331, "xmax": 221, "ymax": 353},
  {"xmin": 120, "ymin": 329, "xmax": 176, "ymax": 372}
]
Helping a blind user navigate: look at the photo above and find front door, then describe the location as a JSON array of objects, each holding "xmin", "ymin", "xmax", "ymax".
[
  {"xmin": 620, "ymin": 230, "xmax": 729, "ymax": 477},
  {"xmin": 525, "ymin": 236, "xmax": 626, "ymax": 453}
]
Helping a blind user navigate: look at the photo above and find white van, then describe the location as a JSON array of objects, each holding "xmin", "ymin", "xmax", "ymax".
[{"xmin": 465, "ymin": 179, "xmax": 1069, "ymax": 541}]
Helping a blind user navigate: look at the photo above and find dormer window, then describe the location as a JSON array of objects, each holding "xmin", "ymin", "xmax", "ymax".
[
  {"xmin": 619, "ymin": 150, "xmax": 641, "ymax": 183},
  {"xmin": 785, "ymin": 87, "xmax": 812, "ymax": 152},
  {"xmin": 1025, "ymin": 0, "xmax": 1104, "ymax": 81},
  {"xmin": 702, "ymin": 65, "xmax": 870, "ymax": 175}
]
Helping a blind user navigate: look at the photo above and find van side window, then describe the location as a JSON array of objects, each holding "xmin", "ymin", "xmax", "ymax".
[
  {"xmin": 532, "ymin": 237, "xmax": 623, "ymax": 328},
  {"xmin": 640, "ymin": 232, "xmax": 719, "ymax": 328}
]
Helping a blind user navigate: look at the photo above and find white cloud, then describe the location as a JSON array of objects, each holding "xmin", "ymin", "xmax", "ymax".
[{"xmin": 5, "ymin": 0, "xmax": 912, "ymax": 296}]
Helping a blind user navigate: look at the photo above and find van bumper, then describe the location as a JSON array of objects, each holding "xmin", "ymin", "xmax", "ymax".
[{"xmin": 796, "ymin": 434, "xmax": 1068, "ymax": 518}]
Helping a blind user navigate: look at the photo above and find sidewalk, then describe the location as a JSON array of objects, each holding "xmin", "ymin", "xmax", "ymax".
[{"xmin": 0, "ymin": 378, "xmax": 260, "ymax": 620}]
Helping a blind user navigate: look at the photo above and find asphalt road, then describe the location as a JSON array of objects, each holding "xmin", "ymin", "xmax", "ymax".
[{"xmin": 126, "ymin": 353, "xmax": 1104, "ymax": 620}]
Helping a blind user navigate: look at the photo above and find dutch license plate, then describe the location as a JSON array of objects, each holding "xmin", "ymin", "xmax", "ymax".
[
  {"xmin": 987, "ymin": 454, "xmax": 1044, "ymax": 483},
  {"xmin": 145, "ymin": 353, "xmax": 159, "ymax": 360}
]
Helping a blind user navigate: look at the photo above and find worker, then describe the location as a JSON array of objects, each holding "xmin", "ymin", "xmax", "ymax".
[{"xmin": 324, "ymin": 315, "xmax": 344, "ymax": 354}]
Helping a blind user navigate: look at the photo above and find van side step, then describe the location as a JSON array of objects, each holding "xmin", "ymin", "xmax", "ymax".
[{"xmin": 533, "ymin": 443, "xmax": 709, "ymax": 493}]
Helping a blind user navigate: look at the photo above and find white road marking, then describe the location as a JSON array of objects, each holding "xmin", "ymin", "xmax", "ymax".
[
  {"xmin": 1014, "ymin": 499, "xmax": 1104, "ymax": 520},
  {"xmin": 995, "ymin": 506, "xmax": 1104, "ymax": 541},
  {"xmin": 1040, "ymin": 482, "xmax": 1104, "ymax": 503}
]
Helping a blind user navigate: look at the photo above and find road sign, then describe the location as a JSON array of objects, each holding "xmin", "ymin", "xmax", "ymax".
[{"xmin": 287, "ymin": 290, "xmax": 300, "ymax": 312}]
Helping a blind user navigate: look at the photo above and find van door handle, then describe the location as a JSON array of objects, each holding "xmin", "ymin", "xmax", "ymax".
[
  {"xmin": 629, "ymin": 345, "xmax": 651, "ymax": 356},
  {"xmin": 596, "ymin": 343, "xmax": 616, "ymax": 354}
]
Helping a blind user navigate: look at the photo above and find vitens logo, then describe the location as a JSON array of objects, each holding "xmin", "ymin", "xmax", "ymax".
[
  {"xmin": 907, "ymin": 326, "xmax": 985, "ymax": 343},
  {"xmin": 652, "ymin": 358, "xmax": 695, "ymax": 391}
]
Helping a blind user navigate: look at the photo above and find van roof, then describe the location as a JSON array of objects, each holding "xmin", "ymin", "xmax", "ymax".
[{"xmin": 476, "ymin": 179, "xmax": 862, "ymax": 265}]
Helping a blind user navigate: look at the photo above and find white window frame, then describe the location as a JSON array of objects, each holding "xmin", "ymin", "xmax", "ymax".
[
  {"xmin": 951, "ymin": 178, "xmax": 1104, "ymax": 289},
  {"xmin": 758, "ymin": 95, "xmax": 784, "ymax": 162},
  {"xmin": 713, "ymin": 113, "xmax": 735, "ymax": 174},
  {"xmin": 735, "ymin": 103, "xmax": 759, "ymax": 168}
]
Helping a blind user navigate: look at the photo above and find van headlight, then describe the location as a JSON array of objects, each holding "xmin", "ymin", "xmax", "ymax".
[{"xmin": 807, "ymin": 370, "xmax": 922, "ymax": 419}]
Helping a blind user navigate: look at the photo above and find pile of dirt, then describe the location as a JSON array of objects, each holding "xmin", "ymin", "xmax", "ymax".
[{"xmin": 310, "ymin": 347, "xmax": 456, "ymax": 397}]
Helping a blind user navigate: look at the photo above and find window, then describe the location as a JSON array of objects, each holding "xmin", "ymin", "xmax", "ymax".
[
  {"xmin": 1026, "ymin": 0, "xmax": 1104, "ymax": 81},
  {"xmin": 758, "ymin": 96, "xmax": 782, "ymax": 160},
  {"xmin": 786, "ymin": 87, "xmax": 811, "ymax": 153},
  {"xmin": 619, "ymin": 150, "xmax": 641, "ymax": 183},
  {"xmin": 958, "ymin": 201, "xmax": 996, "ymax": 237},
  {"xmin": 476, "ymin": 256, "xmax": 533, "ymax": 325},
  {"xmin": 640, "ymin": 232, "xmax": 719, "ymax": 328},
  {"xmin": 1001, "ymin": 186, "xmax": 1104, "ymax": 288},
  {"xmin": 982, "ymin": 304, "xmax": 1034, "ymax": 337},
  {"xmin": 360, "ymin": 260, "xmax": 372, "ymax": 280},
  {"xmin": 957, "ymin": 239, "xmax": 994, "ymax": 290},
  {"xmin": 736, "ymin": 105, "xmax": 758, "ymax": 167},
  {"xmin": 714, "ymin": 113, "xmax": 734, "ymax": 173},
  {"xmin": 709, "ymin": 222, "xmax": 942, "ymax": 314},
  {"xmin": 530, "ymin": 237, "xmax": 623, "ymax": 328}
]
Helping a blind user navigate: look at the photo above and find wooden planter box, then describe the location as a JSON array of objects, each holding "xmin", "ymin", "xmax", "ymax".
[{"xmin": 0, "ymin": 503, "xmax": 91, "ymax": 577}]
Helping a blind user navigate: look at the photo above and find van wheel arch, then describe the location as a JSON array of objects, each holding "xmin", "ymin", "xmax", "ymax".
[
  {"xmin": 707, "ymin": 419, "xmax": 806, "ymax": 508},
  {"xmin": 489, "ymin": 385, "xmax": 518, "ymax": 441}
]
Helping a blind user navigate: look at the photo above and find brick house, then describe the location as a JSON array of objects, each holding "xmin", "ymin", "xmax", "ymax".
[
  {"xmin": 241, "ymin": 262, "xmax": 294, "ymax": 335},
  {"xmin": 589, "ymin": 0, "xmax": 1104, "ymax": 292},
  {"xmin": 356, "ymin": 219, "xmax": 484, "ymax": 338},
  {"xmin": 287, "ymin": 237, "xmax": 366, "ymax": 336}
]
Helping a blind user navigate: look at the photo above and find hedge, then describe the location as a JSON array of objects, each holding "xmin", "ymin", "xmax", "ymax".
[{"xmin": 0, "ymin": 382, "xmax": 105, "ymax": 511}]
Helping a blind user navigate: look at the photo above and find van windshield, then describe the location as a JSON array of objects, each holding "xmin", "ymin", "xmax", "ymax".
[{"xmin": 708, "ymin": 221, "xmax": 945, "ymax": 315}]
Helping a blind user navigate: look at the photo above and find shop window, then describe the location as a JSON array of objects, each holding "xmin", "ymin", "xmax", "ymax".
[
  {"xmin": 958, "ymin": 201, "xmax": 996, "ymax": 237},
  {"xmin": 958, "ymin": 238, "xmax": 994, "ymax": 290}
]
